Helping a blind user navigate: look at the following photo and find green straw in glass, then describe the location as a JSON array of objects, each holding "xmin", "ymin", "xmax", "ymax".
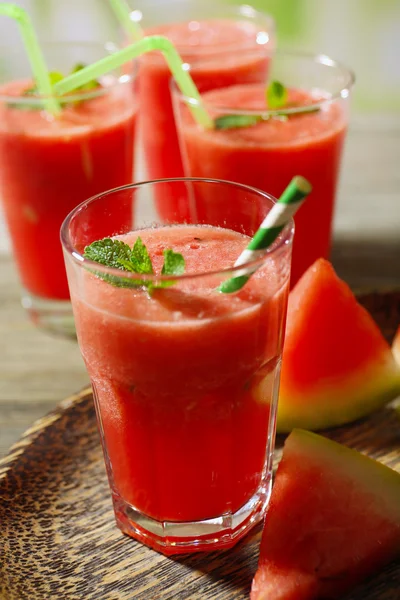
[
  {"xmin": 0, "ymin": 3, "xmax": 60, "ymax": 114},
  {"xmin": 109, "ymin": 0, "xmax": 144, "ymax": 41},
  {"xmin": 53, "ymin": 35, "xmax": 213, "ymax": 129},
  {"xmin": 219, "ymin": 176, "xmax": 312, "ymax": 294}
]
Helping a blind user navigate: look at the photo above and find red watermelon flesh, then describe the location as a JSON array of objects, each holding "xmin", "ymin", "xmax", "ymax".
[
  {"xmin": 251, "ymin": 429, "xmax": 400, "ymax": 600},
  {"xmin": 276, "ymin": 259, "xmax": 400, "ymax": 432}
]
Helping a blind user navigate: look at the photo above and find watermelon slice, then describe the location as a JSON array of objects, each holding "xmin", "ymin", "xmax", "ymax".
[
  {"xmin": 277, "ymin": 259, "xmax": 400, "ymax": 432},
  {"xmin": 251, "ymin": 429, "xmax": 400, "ymax": 600}
]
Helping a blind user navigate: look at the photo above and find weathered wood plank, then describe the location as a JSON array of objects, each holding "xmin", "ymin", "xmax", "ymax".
[{"xmin": 0, "ymin": 256, "xmax": 88, "ymax": 457}]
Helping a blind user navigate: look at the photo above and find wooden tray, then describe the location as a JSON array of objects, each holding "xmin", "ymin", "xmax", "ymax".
[{"xmin": 1, "ymin": 291, "xmax": 399, "ymax": 600}]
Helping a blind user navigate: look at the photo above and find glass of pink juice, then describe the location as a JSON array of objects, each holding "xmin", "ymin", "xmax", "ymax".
[
  {"xmin": 0, "ymin": 42, "xmax": 137, "ymax": 336},
  {"xmin": 61, "ymin": 178, "xmax": 293, "ymax": 555},
  {"xmin": 131, "ymin": 0, "xmax": 274, "ymax": 220},
  {"xmin": 173, "ymin": 52, "xmax": 354, "ymax": 286}
]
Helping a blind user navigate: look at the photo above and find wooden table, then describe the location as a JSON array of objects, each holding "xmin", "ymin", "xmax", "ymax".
[{"xmin": 1, "ymin": 115, "xmax": 400, "ymax": 459}]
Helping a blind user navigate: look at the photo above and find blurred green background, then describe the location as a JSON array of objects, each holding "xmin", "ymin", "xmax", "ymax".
[{"xmin": 0, "ymin": 0, "xmax": 399, "ymax": 114}]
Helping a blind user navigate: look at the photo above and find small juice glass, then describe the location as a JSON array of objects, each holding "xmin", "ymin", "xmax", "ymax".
[
  {"xmin": 0, "ymin": 41, "xmax": 136, "ymax": 336},
  {"xmin": 172, "ymin": 51, "xmax": 354, "ymax": 286},
  {"xmin": 61, "ymin": 178, "xmax": 293, "ymax": 555},
  {"xmin": 132, "ymin": 0, "xmax": 275, "ymax": 220}
]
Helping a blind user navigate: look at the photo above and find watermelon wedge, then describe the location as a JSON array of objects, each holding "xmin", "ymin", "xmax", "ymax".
[
  {"xmin": 251, "ymin": 429, "xmax": 400, "ymax": 600},
  {"xmin": 277, "ymin": 259, "xmax": 400, "ymax": 432}
]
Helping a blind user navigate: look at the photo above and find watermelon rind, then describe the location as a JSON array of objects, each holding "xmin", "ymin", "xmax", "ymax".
[
  {"xmin": 287, "ymin": 430, "xmax": 400, "ymax": 517},
  {"xmin": 275, "ymin": 259, "xmax": 400, "ymax": 433},
  {"xmin": 251, "ymin": 429, "xmax": 400, "ymax": 600},
  {"xmin": 277, "ymin": 356, "xmax": 400, "ymax": 432}
]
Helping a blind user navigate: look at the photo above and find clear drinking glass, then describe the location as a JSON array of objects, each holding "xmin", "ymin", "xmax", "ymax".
[
  {"xmin": 172, "ymin": 51, "xmax": 354, "ymax": 286},
  {"xmin": 129, "ymin": 0, "xmax": 275, "ymax": 221},
  {"xmin": 0, "ymin": 41, "xmax": 136, "ymax": 336},
  {"xmin": 61, "ymin": 178, "xmax": 293, "ymax": 555}
]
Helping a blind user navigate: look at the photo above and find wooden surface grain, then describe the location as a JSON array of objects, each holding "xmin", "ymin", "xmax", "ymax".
[
  {"xmin": 0, "ymin": 257, "xmax": 89, "ymax": 458},
  {"xmin": 1, "ymin": 285, "xmax": 400, "ymax": 600}
]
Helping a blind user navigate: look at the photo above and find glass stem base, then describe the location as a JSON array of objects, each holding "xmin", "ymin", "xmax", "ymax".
[
  {"xmin": 112, "ymin": 479, "xmax": 272, "ymax": 556},
  {"xmin": 22, "ymin": 290, "xmax": 76, "ymax": 338}
]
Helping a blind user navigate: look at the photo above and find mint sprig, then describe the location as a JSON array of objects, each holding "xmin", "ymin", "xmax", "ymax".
[
  {"xmin": 162, "ymin": 249, "xmax": 185, "ymax": 276},
  {"xmin": 83, "ymin": 236, "xmax": 185, "ymax": 291},
  {"xmin": 130, "ymin": 237, "xmax": 154, "ymax": 274},
  {"xmin": 83, "ymin": 238, "xmax": 132, "ymax": 270},
  {"xmin": 266, "ymin": 80, "xmax": 288, "ymax": 109},
  {"xmin": 214, "ymin": 80, "xmax": 320, "ymax": 130},
  {"xmin": 215, "ymin": 114, "xmax": 264, "ymax": 130},
  {"xmin": 7, "ymin": 63, "xmax": 100, "ymax": 111},
  {"xmin": 70, "ymin": 63, "xmax": 100, "ymax": 93}
]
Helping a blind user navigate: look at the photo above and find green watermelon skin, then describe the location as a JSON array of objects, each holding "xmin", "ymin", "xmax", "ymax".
[
  {"xmin": 277, "ymin": 260, "xmax": 400, "ymax": 433},
  {"xmin": 251, "ymin": 429, "xmax": 400, "ymax": 600}
]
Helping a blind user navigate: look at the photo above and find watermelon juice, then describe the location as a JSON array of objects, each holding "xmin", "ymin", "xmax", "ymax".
[
  {"xmin": 136, "ymin": 4, "xmax": 274, "ymax": 220},
  {"xmin": 0, "ymin": 67, "xmax": 136, "ymax": 334},
  {"xmin": 173, "ymin": 53, "xmax": 354, "ymax": 285},
  {"xmin": 61, "ymin": 179, "xmax": 293, "ymax": 554}
]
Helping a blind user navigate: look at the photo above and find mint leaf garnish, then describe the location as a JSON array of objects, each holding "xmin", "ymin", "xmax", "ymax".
[
  {"xmin": 6, "ymin": 63, "xmax": 100, "ymax": 111},
  {"xmin": 21, "ymin": 71, "xmax": 64, "ymax": 102},
  {"xmin": 49, "ymin": 71, "xmax": 65, "ymax": 86},
  {"xmin": 130, "ymin": 237, "xmax": 154, "ymax": 275},
  {"xmin": 72, "ymin": 63, "xmax": 86, "ymax": 72},
  {"xmin": 69, "ymin": 63, "xmax": 100, "ymax": 94},
  {"xmin": 114, "ymin": 258, "xmax": 138, "ymax": 272},
  {"xmin": 83, "ymin": 236, "xmax": 185, "ymax": 290},
  {"xmin": 266, "ymin": 80, "xmax": 288, "ymax": 109},
  {"xmin": 84, "ymin": 238, "xmax": 132, "ymax": 270},
  {"xmin": 215, "ymin": 114, "xmax": 263, "ymax": 130},
  {"xmin": 213, "ymin": 80, "xmax": 320, "ymax": 130},
  {"xmin": 162, "ymin": 249, "xmax": 186, "ymax": 276}
]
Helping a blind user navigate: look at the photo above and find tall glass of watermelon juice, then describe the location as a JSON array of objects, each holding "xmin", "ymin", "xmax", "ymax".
[
  {"xmin": 133, "ymin": 1, "xmax": 274, "ymax": 220},
  {"xmin": 61, "ymin": 178, "xmax": 293, "ymax": 555},
  {"xmin": 0, "ymin": 42, "xmax": 136, "ymax": 336},
  {"xmin": 173, "ymin": 52, "xmax": 354, "ymax": 286}
]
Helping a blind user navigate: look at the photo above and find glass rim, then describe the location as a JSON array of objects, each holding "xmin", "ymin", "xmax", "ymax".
[
  {"xmin": 172, "ymin": 50, "xmax": 355, "ymax": 115},
  {"xmin": 137, "ymin": 3, "xmax": 275, "ymax": 57},
  {"xmin": 60, "ymin": 177, "xmax": 294, "ymax": 284},
  {"xmin": 0, "ymin": 40, "xmax": 136, "ymax": 105}
]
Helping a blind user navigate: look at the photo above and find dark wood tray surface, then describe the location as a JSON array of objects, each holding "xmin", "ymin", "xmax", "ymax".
[{"xmin": 0, "ymin": 291, "xmax": 399, "ymax": 600}]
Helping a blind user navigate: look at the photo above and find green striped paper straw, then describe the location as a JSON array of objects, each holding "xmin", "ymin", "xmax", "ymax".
[
  {"xmin": 109, "ymin": 0, "xmax": 144, "ymax": 41},
  {"xmin": 219, "ymin": 176, "xmax": 312, "ymax": 294}
]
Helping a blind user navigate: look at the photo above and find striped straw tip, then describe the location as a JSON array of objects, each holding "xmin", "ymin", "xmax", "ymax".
[{"xmin": 293, "ymin": 176, "xmax": 313, "ymax": 195}]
